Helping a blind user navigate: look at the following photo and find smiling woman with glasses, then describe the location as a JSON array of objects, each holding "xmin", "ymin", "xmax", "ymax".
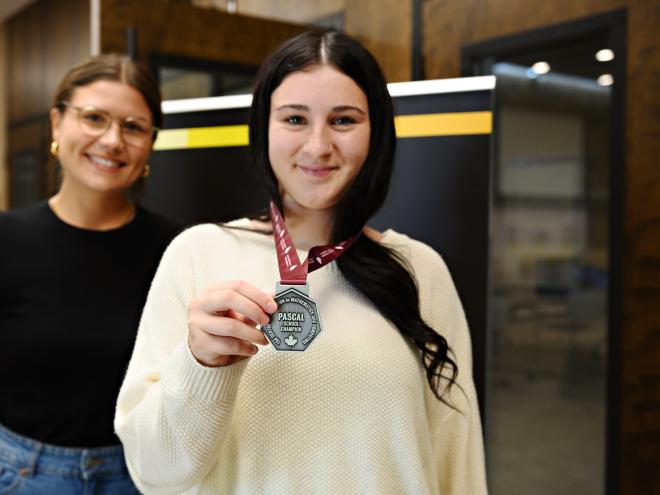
[{"xmin": 0, "ymin": 54, "xmax": 180, "ymax": 494}]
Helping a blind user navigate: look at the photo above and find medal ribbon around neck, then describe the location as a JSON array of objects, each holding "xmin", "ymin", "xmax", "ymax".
[{"xmin": 269, "ymin": 201, "xmax": 358, "ymax": 285}]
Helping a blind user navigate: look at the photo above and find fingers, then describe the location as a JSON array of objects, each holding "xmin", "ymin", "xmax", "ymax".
[
  {"xmin": 194, "ymin": 313, "xmax": 268, "ymax": 346},
  {"xmin": 202, "ymin": 280, "xmax": 277, "ymax": 317},
  {"xmin": 201, "ymin": 289, "xmax": 271, "ymax": 326},
  {"xmin": 189, "ymin": 326, "xmax": 260, "ymax": 358},
  {"xmin": 226, "ymin": 309, "xmax": 260, "ymax": 327},
  {"xmin": 188, "ymin": 280, "xmax": 277, "ymax": 367},
  {"xmin": 188, "ymin": 313, "xmax": 268, "ymax": 367},
  {"xmin": 191, "ymin": 280, "xmax": 276, "ymax": 328},
  {"xmin": 188, "ymin": 331, "xmax": 258, "ymax": 368}
]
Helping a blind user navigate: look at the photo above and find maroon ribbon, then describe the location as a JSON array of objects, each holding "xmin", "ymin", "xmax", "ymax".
[{"xmin": 269, "ymin": 201, "xmax": 358, "ymax": 286}]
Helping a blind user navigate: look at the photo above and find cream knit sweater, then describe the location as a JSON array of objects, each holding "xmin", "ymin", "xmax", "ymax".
[{"xmin": 115, "ymin": 221, "xmax": 488, "ymax": 494}]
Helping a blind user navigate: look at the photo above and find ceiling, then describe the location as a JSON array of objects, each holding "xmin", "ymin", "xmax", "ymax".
[{"xmin": 501, "ymin": 33, "xmax": 615, "ymax": 82}]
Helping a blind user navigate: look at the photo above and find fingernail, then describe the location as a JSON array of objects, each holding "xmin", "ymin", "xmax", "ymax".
[
  {"xmin": 261, "ymin": 314, "xmax": 271, "ymax": 325},
  {"xmin": 267, "ymin": 300, "xmax": 278, "ymax": 313}
]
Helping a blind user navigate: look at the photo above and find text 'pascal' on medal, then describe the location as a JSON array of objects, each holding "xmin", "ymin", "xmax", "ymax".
[{"xmin": 278, "ymin": 312, "xmax": 306, "ymax": 321}]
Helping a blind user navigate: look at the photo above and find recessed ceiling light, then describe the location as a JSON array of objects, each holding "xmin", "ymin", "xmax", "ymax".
[
  {"xmin": 595, "ymin": 49, "xmax": 615, "ymax": 62},
  {"xmin": 597, "ymin": 74, "xmax": 614, "ymax": 86},
  {"xmin": 531, "ymin": 61, "xmax": 551, "ymax": 74}
]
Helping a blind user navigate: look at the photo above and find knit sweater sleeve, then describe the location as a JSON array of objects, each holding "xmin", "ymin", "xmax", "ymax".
[
  {"xmin": 114, "ymin": 226, "xmax": 247, "ymax": 495},
  {"xmin": 401, "ymin": 239, "xmax": 489, "ymax": 494}
]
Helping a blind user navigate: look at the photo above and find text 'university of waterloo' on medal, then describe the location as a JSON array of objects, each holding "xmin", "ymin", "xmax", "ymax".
[{"xmin": 260, "ymin": 202, "xmax": 357, "ymax": 352}]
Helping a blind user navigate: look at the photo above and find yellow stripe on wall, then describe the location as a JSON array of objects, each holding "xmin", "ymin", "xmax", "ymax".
[
  {"xmin": 188, "ymin": 125, "xmax": 249, "ymax": 148},
  {"xmin": 395, "ymin": 111, "xmax": 492, "ymax": 137},
  {"xmin": 153, "ymin": 128, "xmax": 188, "ymax": 150},
  {"xmin": 153, "ymin": 112, "xmax": 491, "ymax": 150},
  {"xmin": 154, "ymin": 125, "xmax": 249, "ymax": 150}
]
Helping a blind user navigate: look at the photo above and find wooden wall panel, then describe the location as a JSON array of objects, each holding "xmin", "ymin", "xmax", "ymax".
[
  {"xmin": 101, "ymin": 0, "xmax": 410, "ymax": 86},
  {"xmin": 100, "ymin": 0, "xmax": 307, "ymax": 68},
  {"xmin": 622, "ymin": 1, "xmax": 660, "ymax": 492},
  {"xmin": 423, "ymin": 0, "xmax": 660, "ymax": 492},
  {"xmin": 7, "ymin": 0, "xmax": 89, "ymax": 123},
  {"xmin": 344, "ymin": 0, "xmax": 412, "ymax": 82},
  {"xmin": 7, "ymin": 0, "xmax": 90, "ymax": 203},
  {"xmin": 191, "ymin": 0, "xmax": 412, "ymax": 83},
  {"xmin": 423, "ymin": 0, "xmax": 625, "ymax": 79}
]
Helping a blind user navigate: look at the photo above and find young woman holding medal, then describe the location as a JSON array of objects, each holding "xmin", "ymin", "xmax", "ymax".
[
  {"xmin": 0, "ymin": 55, "xmax": 179, "ymax": 494},
  {"xmin": 115, "ymin": 31, "xmax": 488, "ymax": 494}
]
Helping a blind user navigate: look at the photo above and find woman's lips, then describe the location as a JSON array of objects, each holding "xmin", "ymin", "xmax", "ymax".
[
  {"xmin": 86, "ymin": 153, "xmax": 125, "ymax": 173},
  {"xmin": 297, "ymin": 165, "xmax": 337, "ymax": 177}
]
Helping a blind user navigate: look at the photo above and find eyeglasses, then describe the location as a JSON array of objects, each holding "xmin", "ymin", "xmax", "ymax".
[{"xmin": 61, "ymin": 101, "xmax": 158, "ymax": 148}]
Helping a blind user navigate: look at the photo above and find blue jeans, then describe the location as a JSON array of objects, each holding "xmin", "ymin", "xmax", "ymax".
[{"xmin": 0, "ymin": 423, "xmax": 139, "ymax": 495}]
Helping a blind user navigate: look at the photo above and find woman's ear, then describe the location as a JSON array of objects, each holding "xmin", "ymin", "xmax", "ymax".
[{"xmin": 49, "ymin": 107, "xmax": 62, "ymax": 142}]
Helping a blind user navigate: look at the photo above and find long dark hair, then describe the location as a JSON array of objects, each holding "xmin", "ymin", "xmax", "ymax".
[{"xmin": 249, "ymin": 31, "xmax": 458, "ymax": 402}]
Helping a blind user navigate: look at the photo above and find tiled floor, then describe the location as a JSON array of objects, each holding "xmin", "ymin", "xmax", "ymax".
[{"xmin": 486, "ymin": 344, "xmax": 606, "ymax": 494}]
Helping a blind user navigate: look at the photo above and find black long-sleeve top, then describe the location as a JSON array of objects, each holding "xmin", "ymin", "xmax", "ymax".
[{"xmin": 0, "ymin": 201, "xmax": 180, "ymax": 447}]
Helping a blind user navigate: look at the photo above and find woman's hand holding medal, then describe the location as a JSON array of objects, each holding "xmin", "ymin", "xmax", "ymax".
[{"xmin": 187, "ymin": 280, "xmax": 277, "ymax": 367}]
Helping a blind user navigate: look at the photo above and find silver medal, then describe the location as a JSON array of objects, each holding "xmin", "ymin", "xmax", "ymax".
[{"xmin": 261, "ymin": 282, "xmax": 322, "ymax": 352}]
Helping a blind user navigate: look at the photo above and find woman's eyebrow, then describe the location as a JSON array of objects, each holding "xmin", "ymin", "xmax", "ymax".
[
  {"xmin": 274, "ymin": 104, "xmax": 308, "ymax": 112},
  {"xmin": 78, "ymin": 104, "xmax": 151, "ymax": 122},
  {"xmin": 332, "ymin": 105, "xmax": 366, "ymax": 115},
  {"xmin": 274, "ymin": 104, "xmax": 366, "ymax": 115}
]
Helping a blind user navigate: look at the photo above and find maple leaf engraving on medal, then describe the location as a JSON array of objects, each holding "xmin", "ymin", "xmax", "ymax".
[{"xmin": 284, "ymin": 334, "xmax": 298, "ymax": 347}]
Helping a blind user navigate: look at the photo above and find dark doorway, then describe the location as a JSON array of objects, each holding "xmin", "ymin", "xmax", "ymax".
[{"xmin": 462, "ymin": 10, "xmax": 625, "ymax": 495}]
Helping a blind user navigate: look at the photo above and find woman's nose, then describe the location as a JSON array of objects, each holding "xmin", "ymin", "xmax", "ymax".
[
  {"xmin": 303, "ymin": 124, "xmax": 333, "ymax": 157},
  {"xmin": 98, "ymin": 120, "xmax": 124, "ymax": 148}
]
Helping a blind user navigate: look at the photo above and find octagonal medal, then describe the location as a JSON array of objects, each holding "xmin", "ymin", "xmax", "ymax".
[{"xmin": 261, "ymin": 283, "xmax": 321, "ymax": 351}]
